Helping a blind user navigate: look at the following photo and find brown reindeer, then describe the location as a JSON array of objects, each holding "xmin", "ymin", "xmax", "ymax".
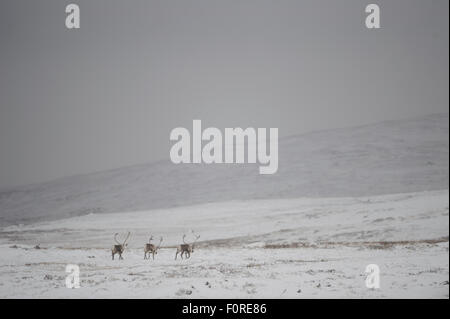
[
  {"xmin": 144, "ymin": 236, "xmax": 163, "ymax": 260},
  {"xmin": 111, "ymin": 232, "xmax": 130, "ymax": 260},
  {"xmin": 175, "ymin": 232, "xmax": 200, "ymax": 260}
]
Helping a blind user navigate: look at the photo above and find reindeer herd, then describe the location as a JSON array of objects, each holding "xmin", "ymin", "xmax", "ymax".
[{"xmin": 111, "ymin": 231, "xmax": 201, "ymax": 261}]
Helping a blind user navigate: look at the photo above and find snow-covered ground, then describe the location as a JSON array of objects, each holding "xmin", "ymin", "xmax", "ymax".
[
  {"xmin": 0, "ymin": 114, "xmax": 448, "ymax": 298},
  {"xmin": 0, "ymin": 190, "xmax": 448, "ymax": 298}
]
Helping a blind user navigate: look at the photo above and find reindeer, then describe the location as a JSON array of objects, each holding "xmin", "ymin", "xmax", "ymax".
[
  {"xmin": 111, "ymin": 232, "xmax": 130, "ymax": 260},
  {"xmin": 175, "ymin": 232, "xmax": 200, "ymax": 260},
  {"xmin": 144, "ymin": 236, "xmax": 163, "ymax": 260}
]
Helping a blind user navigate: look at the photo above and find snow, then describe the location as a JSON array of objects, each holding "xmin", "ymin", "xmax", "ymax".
[
  {"xmin": 0, "ymin": 190, "xmax": 448, "ymax": 298},
  {"xmin": 0, "ymin": 114, "xmax": 448, "ymax": 298}
]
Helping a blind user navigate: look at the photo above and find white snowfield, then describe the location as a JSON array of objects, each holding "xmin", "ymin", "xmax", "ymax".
[
  {"xmin": 0, "ymin": 190, "xmax": 448, "ymax": 298},
  {"xmin": 0, "ymin": 114, "xmax": 448, "ymax": 298}
]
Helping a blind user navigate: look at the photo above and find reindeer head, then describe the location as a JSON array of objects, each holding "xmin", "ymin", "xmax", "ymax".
[
  {"xmin": 190, "ymin": 230, "xmax": 201, "ymax": 252},
  {"xmin": 155, "ymin": 236, "xmax": 163, "ymax": 254},
  {"xmin": 157, "ymin": 236, "xmax": 163, "ymax": 249}
]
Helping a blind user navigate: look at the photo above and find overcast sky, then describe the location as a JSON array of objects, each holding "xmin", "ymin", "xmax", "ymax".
[{"xmin": 0, "ymin": 0, "xmax": 448, "ymax": 188}]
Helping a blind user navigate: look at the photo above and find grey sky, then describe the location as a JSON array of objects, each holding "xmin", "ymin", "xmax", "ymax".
[{"xmin": 0, "ymin": 0, "xmax": 448, "ymax": 189}]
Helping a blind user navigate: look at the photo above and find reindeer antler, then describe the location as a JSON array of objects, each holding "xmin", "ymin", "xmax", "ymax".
[
  {"xmin": 122, "ymin": 232, "xmax": 131, "ymax": 245},
  {"xmin": 191, "ymin": 230, "xmax": 200, "ymax": 243},
  {"xmin": 114, "ymin": 233, "xmax": 121, "ymax": 245},
  {"xmin": 157, "ymin": 237, "xmax": 163, "ymax": 249},
  {"xmin": 182, "ymin": 234, "xmax": 187, "ymax": 244},
  {"xmin": 148, "ymin": 235, "xmax": 154, "ymax": 243}
]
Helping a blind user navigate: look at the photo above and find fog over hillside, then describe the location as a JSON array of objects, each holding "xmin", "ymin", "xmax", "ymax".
[{"xmin": 0, "ymin": 113, "xmax": 448, "ymax": 226}]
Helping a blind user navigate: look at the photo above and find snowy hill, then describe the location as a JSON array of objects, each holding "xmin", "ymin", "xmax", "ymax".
[
  {"xmin": 0, "ymin": 113, "xmax": 448, "ymax": 226},
  {"xmin": 0, "ymin": 114, "xmax": 448, "ymax": 298},
  {"xmin": 0, "ymin": 190, "xmax": 448, "ymax": 298}
]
